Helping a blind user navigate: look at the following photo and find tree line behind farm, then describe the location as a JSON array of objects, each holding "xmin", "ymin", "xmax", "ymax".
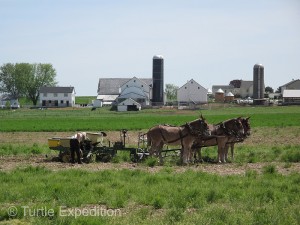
[{"xmin": 0, "ymin": 63, "xmax": 57, "ymax": 105}]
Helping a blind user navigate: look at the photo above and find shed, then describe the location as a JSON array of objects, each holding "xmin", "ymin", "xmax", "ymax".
[
  {"xmin": 0, "ymin": 94, "xmax": 20, "ymax": 109},
  {"xmin": 117, "ymin": 98, "xmax": 141, "ymax": 111},
  {"xmin": 283, "ymin": 90, "xmax": 300, "ymax": 105}
]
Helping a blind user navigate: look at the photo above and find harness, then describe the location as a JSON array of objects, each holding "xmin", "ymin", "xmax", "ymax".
[{"xmin": 217, "ymin": 120, "xmax": 243, "ymax": 138}]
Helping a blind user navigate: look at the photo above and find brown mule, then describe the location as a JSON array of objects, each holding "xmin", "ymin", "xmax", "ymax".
[
  {"xmin": 192, "ymin": 117, "xmax": 245, "ymax": 163},
  {"xmin": 147, "ymin": 117, "xmax": 209, "ymax": 164}
]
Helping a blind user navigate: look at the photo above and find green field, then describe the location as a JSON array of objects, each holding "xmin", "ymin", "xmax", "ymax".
[
  {"xmin": 1, "ymin": 105, "xmax": 300, "ymax": 132},
  {"xmin": 0, "ymin": 106, "xmax": 300, "ymax": 224}
]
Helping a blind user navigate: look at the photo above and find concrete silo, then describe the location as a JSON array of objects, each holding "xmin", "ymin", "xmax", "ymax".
[
  {"xmin": 152, "ymin": 55, "xmax": 164, "ymax": 106},
  {"xmin": 253, "ymin": 63, "xmax": 264, "ymax": 100}
]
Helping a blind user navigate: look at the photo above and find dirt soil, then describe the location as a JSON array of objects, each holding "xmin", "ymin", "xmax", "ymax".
[
  {"xmin": 0, "ymin": 155, "xmax": 299, "ymax": 176},
  {"xmin": 0, "ymin": 128, "xmax": 300, "ymax": 175}
]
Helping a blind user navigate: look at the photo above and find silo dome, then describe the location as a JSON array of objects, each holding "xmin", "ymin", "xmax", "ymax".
[
  {"xmin": 153, "ymin": 55, "xmax": 164, "ymax": 59},
  {"xmin": 254, "ymin": 63, "xmax": 264, "ymax": 69},
  {"xmin": 225, "ymin": 92, "xmax": 234, "ymax": 97},
  {"xmin": 216, "ymin": 88, "xmax": 224, "ymax": 94}
]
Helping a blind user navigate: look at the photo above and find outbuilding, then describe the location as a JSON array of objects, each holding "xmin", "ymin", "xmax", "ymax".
[
  {"xmin": 215, "ymin": 88, "xmax": 225, "ymax": 102},
  {"xmin": 225, "ymin": 92, "xmax": 234, "ymax": 102},
  {"xmin": 283, "ymin": 90, "xmax": 300, "ymax": 105},
  {"xmin": 117, "ymin": 98, "xmax": 141, "ymax": 111}
]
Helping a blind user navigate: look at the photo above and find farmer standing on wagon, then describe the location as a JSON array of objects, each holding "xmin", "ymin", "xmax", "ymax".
[{"xmin": 70, "ymin": 132, "xmax": 86, "ymax": 164}]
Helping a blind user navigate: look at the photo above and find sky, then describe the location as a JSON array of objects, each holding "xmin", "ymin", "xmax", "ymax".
[{"xmin": 0, "ymin": 0, "xmax": 299, "ymax": 96}]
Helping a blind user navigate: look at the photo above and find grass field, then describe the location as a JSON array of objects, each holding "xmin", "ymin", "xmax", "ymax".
[
  {"xmin": 0, "ymin": 105, "xmax": 300, "ymax": 132},
  {"xmin": 0, "ymin": 105, "xmax": 300, "ymax": 224}
]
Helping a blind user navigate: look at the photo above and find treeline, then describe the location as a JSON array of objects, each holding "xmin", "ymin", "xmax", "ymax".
[{"xmin": 0, "ymin": 63, "xmax": 57, "ymax": 105}]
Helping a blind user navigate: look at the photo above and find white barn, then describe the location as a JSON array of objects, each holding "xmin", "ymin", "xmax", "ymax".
[
  {"xmin": 97, "ymin": 77, "xmax": 152, "ymax": 106},
  {"xmin": 177, "ymin": 79, "xmax": 208, "ymax": 105},
  {"xmin": 117, "ymin": 77, "xmax": 151, "ymax": 106},
  {"xmin": 39, "ymin": 86, "xmax": 75, "ymax": 107}
]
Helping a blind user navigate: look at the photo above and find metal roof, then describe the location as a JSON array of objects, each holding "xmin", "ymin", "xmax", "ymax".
[
  {"xmin": 97, "ymin": 77, "xmax": 152, "ymax": 95},
  {"xmin": 280, "ymin": 79, "xmax": 300, "ymax": 88},
  {"xmin": 39, "ymin": 86, "xmax": 75, "ymax": 93},
  {"xmin": 283, "ymin": 90, "xmax": 300, "ymax": 98}
]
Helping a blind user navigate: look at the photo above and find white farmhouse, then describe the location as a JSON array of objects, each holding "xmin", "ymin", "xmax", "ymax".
[
  {"xmin": 177, "ymin": 79, "xmax": 208, "ymax": 105},
  {"xmin": 39, "ymin": 86, "xmax": 75, "ymax": 107}
]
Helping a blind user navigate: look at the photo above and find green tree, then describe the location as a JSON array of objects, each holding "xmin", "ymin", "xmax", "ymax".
[
  {"xmin": 26, "ymin": 63, "xmax": 57, "ymax": 105},
  {"xmin": 265, "ymin": 86, "xmax": 274, "ymax": 93},
  {"xmin": 0, "ymin": 63, "xmax": 57, "ymax": 105},
  {"xmin": 0, "ymin": 63, "xmax": 32, "ymax": 98},
  {"xmin": 165, "ymin": 84, "xmax": 178, "ymax": 102}
]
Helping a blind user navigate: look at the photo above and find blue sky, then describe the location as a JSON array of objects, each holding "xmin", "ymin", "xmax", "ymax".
[{"xmin": 1, "ymin": 0, "xmax": 299, "ymax": 96}]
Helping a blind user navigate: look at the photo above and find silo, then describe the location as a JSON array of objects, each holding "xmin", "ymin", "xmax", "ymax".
[
  {"xmin": 215, "ymin": 88, "xmax": 225, "ymax": 102},
  {"xmin": 253, "ymin": 63, "xmax": 264, "ymax": 99},
  {"xmin": 152, "ymin": 55, "xmax": 164, "ymax": 106}
]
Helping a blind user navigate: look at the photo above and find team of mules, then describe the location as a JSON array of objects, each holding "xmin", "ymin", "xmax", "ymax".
[{"xmin": 146, "ymin": 116, "xmax": 250, "ymax": 164}]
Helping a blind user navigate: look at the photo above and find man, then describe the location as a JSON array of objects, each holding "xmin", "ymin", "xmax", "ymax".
[{"xmin": 70, "ymin": 132, "xmax": 86, "ymax": 164}]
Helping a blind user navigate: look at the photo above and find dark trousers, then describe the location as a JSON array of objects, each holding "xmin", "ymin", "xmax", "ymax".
[{"xmin": 70, "ymin": 139, "xmax": 82, "ymax": 164}]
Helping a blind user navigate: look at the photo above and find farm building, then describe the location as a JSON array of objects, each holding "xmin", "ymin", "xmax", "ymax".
[
  {"xmin": 0, "ymin": 94, "xmax": 20, "ymax": 109},
  {"xmin": 117, "ymin": 98, "xmax": 141, "ymax": 111},
  {"xmin": 282, "ymin": 90, "xmax": 300, "ymax": 105},
  {"xmin": 225, "ymin": 92, "xmax": 234, "ymax": 102},
  {"xmin": 177, "ymin": 79, "xmax": 207, "ymax": 106},
  {"xmin": 117, "ymin": 77, "xmax": 152, "ymax": 106},
  {"xmin": 213, "ymin": 80, "xmax": 253, "ymax": 98},
  {"xmin": 280, "ymin": 79, "xmax": 300, "ymax": 94},
  {"xmin": 215, "ymin": 88, "xmax": 225, "ymax": 102},
  {"xmin": 39, "ymin": 86, "xmax": 75, "ymax": 107},
  {"xmin": 97, "ymin": 77, "xmax": 152, "ymax": 106},
  {"xmin": 238, "ymin": 81, "xmax": 253, "ymax": 98}
]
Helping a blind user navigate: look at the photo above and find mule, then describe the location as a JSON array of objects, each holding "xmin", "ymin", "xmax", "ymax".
[
  {"xmin": 224, "ymin": 117, "xmax": 251, "ymax": 161},
  {"xmin": 192, "ymin": 117, "xmax": 245, "ymax": 163},
  {"xmin": 147, "ymin": 117, "xmax": 210, "ymax": 164}
]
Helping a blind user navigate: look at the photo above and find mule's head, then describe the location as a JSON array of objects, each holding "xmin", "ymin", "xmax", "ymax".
[
  {"xmin": 241, "ymin": 117, "xmax": 251, "ymax": 137},
  {"xmin": 188, "ymin": 117, "xmax": 210, "ymax": 136},
  {"xmin": 224, "ymin": 118, "xmax": 244, "ymax": 137}
]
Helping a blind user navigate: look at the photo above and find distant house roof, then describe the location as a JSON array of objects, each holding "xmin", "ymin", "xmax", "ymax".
[
  {"xmin": 283, "ymin": 90, "xmax": 300, "ymax": 98},
  {"xmin": 280, "ymin": 79, "xmax": 300, "ymax": 88},
  {"xmin": 40, "ymin": 86, "xmax": 75, "ymax": 93},
  {"xmin": 97, "ymin": 78, "xmax": 152, "ymax": 95},
  {"xmin": 0, "ymin": 94, "xmax": 17, "ymax": 101}
]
